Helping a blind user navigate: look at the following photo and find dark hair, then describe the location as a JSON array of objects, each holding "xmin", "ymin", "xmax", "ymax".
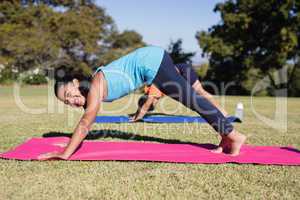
[
  {"xmin": 54, "ymin": 68, "xmax": 91, "ymax": 109},
  {"xmin": 138, "ymin": 95, "xmax": 155, "ymax": 111}
]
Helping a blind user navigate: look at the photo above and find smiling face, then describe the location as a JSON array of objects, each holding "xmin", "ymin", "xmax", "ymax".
[{"xmin": 56, "ymin": 79, "xmax": 86, "ymax": 108}]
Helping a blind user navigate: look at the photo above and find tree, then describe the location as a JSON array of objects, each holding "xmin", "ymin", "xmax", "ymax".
[
  {"xmin": 98, "ymin": 30, "xmax": 145, "ymax": 65},
  {"xmin": 111, "ymin": 30, "xmax": 144, "ymax": 49},
  {"xmin": 196, "ymin": 0, "xmax": 300, "ymax": 96},
  {"xmin": 167, "ymin": 39, "xmax": 195, "ymax": 64},
  {"xmin": 0, "ymin": 0, "xmax": 145, "ymax": 83},
  {"xmin": 20, "ymin": 0, "xmax": 94, "ymax": 7}
]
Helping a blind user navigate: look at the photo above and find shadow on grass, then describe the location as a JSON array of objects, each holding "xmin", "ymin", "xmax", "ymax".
[
  {"xmin": 280, "ymin": 147, "xmax": 300, "ymax": 154},
  {"xmin": 42, "ymin": 130, "xmax": 217, "ymax": 150},
  {"xmin": 127, "ymin": 112, "xmax": 189, "ymax": 117}
]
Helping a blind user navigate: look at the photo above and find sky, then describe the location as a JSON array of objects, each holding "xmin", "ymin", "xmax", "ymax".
[{"xmin": 95, "ymin": 0, "xmax": 223, "ymax": 63}]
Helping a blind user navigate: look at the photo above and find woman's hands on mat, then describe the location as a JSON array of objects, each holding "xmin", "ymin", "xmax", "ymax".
[
  {"xmin": 37, "ymin": 117, "xmax": 91, "ymax": 160},
  {"xmin": 38, "ymin": 72, "xmax": 105, "ymax": 161},
  {"xmin": 37, "ymin": 142, "xmax": 69, "ymax": 160},
  {"xmin": 52, "ymin": 142, "xmax": 68, "ymax": 148},
  {"xmin": 38, "ymin": 151, "xmax": 69, "ymax": 160}
]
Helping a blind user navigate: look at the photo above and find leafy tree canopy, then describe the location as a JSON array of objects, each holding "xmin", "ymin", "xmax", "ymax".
[
  {"xmin": 196, "ymin": 0, "xmax": 299, "ymax": 95},
  {"xmin": 0, "ymin": 0, "xmax": 145, "ymax": 80}
]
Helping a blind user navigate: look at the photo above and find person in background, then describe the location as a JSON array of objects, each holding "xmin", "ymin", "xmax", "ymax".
[{"xmin": 131, "ymin": 63, "xmax": 228, "ymax": 121}]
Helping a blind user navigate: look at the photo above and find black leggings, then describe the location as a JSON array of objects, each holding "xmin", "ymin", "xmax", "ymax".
[
  {"xmin": 152, "ymin": 52, "xmax": 234, "ymax": 135},
  {"xmin": 175, "ymin": 63, "xmax": 199, "ymax": 85}
]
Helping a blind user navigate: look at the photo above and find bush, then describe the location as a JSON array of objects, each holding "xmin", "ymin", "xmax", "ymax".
[
  {"xmin": 194, "ymin": 63, "xmax": 209, "ymax": 79},
  {"xmin": 0, "ymin": 67, "xmax": 48, "ymax": 85},
  {"xmin": 0, "ymin": 68, "xmax": 17, "ymax": 84},
  {"xmin": 22, "ymin": 74, "xmax": 48, "ymax": 85}
]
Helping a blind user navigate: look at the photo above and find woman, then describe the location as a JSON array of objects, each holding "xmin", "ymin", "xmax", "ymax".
[
  {"xmin": 132, "ymin": 63, "xmax": 228, "ymax": 121},
  {"xmin": 38, "ymin": 46, "xmax": 246, "ymax": 160}
]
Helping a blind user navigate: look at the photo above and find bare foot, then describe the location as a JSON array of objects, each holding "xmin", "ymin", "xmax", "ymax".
[
  {"xmin": 211, "ymin": 130, "xmax": 246, "ymax": 156},
  {"xmin": 226, "ymin": 130, "xmax": 247, "ymax": 156},
  {"xmin": 211, "ymin": 136, "xmax": 228, "ymax": 154}
]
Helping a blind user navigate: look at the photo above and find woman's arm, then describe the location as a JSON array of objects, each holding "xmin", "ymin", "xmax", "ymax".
[
  {"xmin": 38, "ymin": 73, "xmax": 104, "ymax": 160},
  {"xmin": 60, "ymin": 108, "xmax": 99, "ymax": 159}
]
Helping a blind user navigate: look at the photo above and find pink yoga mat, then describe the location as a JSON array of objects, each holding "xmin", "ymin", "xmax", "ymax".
[{"xmin": 0, "ymin": 137, "xmax": 299, "ymax": 165}]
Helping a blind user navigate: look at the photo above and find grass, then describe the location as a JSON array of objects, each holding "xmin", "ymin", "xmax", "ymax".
[{"xmin": 0, "ymin": 85, "xmax": 299, "ymax": 200}]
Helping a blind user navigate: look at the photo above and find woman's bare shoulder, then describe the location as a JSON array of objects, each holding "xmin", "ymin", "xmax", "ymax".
[
  {"xmin": 90, "ymin": 71, "xmax": 107, "ymax": 100},
  {"xmin": 91, "ymin": 71, "xmax": 105, "ymax": 84}
]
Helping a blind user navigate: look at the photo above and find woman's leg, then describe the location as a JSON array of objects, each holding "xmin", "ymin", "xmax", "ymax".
[
  {"xmin": 192, "ymin": 81, "xmax": 228, "ymax": 116},
  {"xmin": 152, "ymin": 52, "xmax": 246, "ymax": 155},
  {"xmin": 176, "ymin": 63, "xmax": 228, "ymax": 116},
  {"xmin": 175, "ymin": 63, "xmax": 199, "ymax": 85}
]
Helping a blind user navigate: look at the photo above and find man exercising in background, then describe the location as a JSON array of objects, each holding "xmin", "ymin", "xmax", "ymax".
[{"xmin": 131, "ymin": 63, "xmax": 228, "ymax": 121}]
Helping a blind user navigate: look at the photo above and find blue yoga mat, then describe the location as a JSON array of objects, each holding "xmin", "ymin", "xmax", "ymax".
[{"xmin": 95, "ymin": 115, "xmax": 241, "ymax": 123}]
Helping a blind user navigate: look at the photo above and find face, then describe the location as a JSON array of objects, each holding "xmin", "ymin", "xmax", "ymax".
[{"xmin": 56, "ymin": 79, "xmax": 86, "ymax": 108}]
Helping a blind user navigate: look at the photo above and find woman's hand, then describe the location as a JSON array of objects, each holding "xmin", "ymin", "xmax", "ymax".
[
  {"xmin": 37, "ymin": 151, "xmax": 69, "ymax": 160},
  {"xmin": 129, "ymin": 115, "xmax": 142, "ymax": 122},
  {"xmin": 53, "ymin": 142, "xmax": 68, "ymax": 148},
  {"xmin": 129, "ymin": 108, "xmax": 145, "ymax": 122}
]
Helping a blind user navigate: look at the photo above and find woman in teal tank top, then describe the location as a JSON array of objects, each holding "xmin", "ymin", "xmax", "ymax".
[
  {"xmin": 95, "ymin": 46, "xmax": 164, "ymax": 102},
  {"xmin": 38, "ymin": 46, "xmax": 246, "ymax": 160}
]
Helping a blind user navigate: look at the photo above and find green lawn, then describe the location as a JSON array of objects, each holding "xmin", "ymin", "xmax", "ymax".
[{"xmin": 0, "ymin": 85, "xmax": 299, "ymax": 200}]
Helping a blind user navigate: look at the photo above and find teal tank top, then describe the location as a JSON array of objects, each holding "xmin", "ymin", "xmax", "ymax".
[{"xmin": 95, "ymin": 46, "xmax": 165, "ymax": 102}]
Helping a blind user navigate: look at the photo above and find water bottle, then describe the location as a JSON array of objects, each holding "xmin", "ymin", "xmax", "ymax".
[{"xmin": 235, "ymin": 102, "xmax": 244, "ymax": 121}]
